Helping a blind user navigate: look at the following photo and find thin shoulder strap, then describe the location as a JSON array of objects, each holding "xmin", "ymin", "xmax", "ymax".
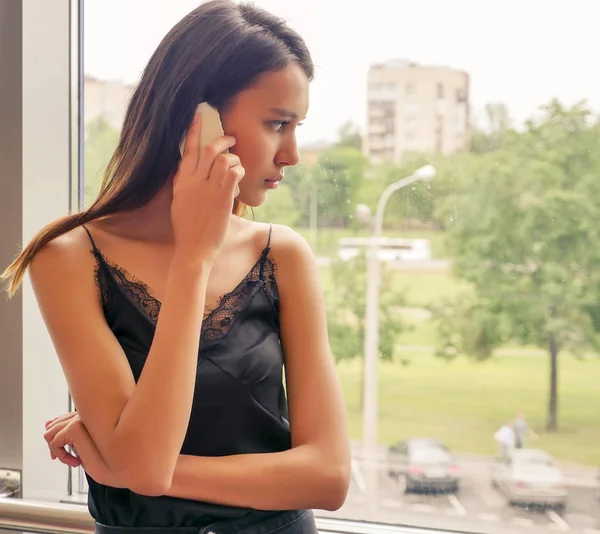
[
  {"xmin": 81, "ymin": 225, "xmax": 100, "ymax": 254},
  {"xmin": 259, "ymin": 224, "xmax": 273, "ymax": 280},
  {"xmin": 266, "ymin": 223, "xmax": 273, "ymax": 248},
  {"xmin": 81, "ymin": 225, "xmax": 110, "ymax": 307}
]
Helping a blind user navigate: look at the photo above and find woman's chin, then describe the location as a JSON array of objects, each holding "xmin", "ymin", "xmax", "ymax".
[{"xmin": 236, "ymin": 189, "xmax": 269, "ymax": 209}]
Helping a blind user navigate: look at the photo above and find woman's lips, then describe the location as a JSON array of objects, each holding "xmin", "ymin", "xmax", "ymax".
[{"xmin": 264, "ymin": 174, "xmax": 284, "ymax": 189}]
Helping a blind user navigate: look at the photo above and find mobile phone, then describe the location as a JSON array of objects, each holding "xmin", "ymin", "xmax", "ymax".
[
  {"xmin": 179, "ymin": 102, "xmax": 226, "ymax": 157},
  {"xmin": 179, "ymin": 102, "xmax": 240, "ymax": 197}
]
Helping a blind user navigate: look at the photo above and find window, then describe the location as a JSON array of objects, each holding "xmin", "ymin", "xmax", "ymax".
[
  {"xmin": 404, "ymin": 101, "xmax": 418, "ymax": 119},
  {"xmin": 437, "ymin": 82, "xmax": 444, "ymax": 99},
  {"xmin": 405, "ymin": 131, "xmax": 417, "ymax": 150},
  {"xmin": 368, "ymin": 83, "xmax": 398, "ymax": 102},
  {"xmin": 2, "ymin": 2, "xmax": 598, "ymax": 534},
  {"xmin": 435, "ymin": 114, "xmax": 444, "ymax": 152}
]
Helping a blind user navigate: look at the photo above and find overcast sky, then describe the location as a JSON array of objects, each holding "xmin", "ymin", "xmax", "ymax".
[{"xmin": 83, "ymin": 0, "xmax": 600, "ymax": 144}]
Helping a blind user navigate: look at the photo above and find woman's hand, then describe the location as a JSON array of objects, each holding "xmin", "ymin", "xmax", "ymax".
[
  {"xmin": 172, "ymin": 112, "xmax": 245, "ymax": 267},
  {"xmin": 44, "ymin": 412, "xmax": 126, "ymax": 488}
]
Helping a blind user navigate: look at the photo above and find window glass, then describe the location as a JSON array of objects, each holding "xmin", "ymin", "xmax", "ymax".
[{"xmin": 82, "ymin": 1, "xmax": 600, "ymax": 533}]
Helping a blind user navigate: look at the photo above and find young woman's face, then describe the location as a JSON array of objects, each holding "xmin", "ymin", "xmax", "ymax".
[{"xmin": 220, "ymin": 62, "xmax": 310, "ymax": 208}]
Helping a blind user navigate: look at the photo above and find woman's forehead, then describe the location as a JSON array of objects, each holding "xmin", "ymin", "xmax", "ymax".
[{"xmin": 236, "ymin": 64, "xmax": 310, "ymax": 115}]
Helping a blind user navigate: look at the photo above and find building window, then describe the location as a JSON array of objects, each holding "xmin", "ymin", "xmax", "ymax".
[
  {"xmin": 437, "ymin": 82, "xmax": 444, "ymax": 99},
  {"xmin": 435, "ymin": 114, "xmax": 444, "ymax": 151}
]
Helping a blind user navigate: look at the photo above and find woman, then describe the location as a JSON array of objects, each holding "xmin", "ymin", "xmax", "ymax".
[{"xmin": 1, "ymin": 1, "xmax": 350, "ymax": 532}]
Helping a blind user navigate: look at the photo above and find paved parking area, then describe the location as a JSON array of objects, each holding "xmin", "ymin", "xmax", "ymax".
[{"xmin": 318, "ymin": 457, "xmax": 600, "ymax": 534}]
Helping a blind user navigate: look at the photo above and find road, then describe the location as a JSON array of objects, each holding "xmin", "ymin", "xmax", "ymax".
[{"xmin": 317, "ymin": 451, "xmax": 600, "ymax": 534}]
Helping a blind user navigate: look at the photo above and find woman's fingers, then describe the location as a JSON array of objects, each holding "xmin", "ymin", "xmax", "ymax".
[
  {"xmin": 44, "ymin": 412, "xmax": 82, "ymax": 466},
  {"xmin": 49, "ymin": 426, "xmax": 81, "ymax": 467},
  {"xmin": 45, "ymin": 411, "xmax": 77, "ymax": 430}
]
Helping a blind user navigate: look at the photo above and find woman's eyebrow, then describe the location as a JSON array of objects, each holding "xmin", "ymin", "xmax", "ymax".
[{"xmin": 270, "ymin": 107, "xmax": 307, "ymax": 120}]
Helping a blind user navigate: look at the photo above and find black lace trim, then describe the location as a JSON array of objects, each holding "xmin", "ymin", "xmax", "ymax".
[
  {"xmin": 201, "ymin": 249, "xmax": 279, "ymax": 343},
  {"xmin": 261, "ymin": 247, "xmax": 280, "ymax": 313},
  {"xmin": 92, "ymin": 250, "xmax": 161, "ymax": 324},
  {"xmin": 91, "ymin": 246, "xmax": 279, "ymax": 347}
]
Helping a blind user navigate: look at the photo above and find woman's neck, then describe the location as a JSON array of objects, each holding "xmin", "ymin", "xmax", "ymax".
[{"xmin": 101, "ymin": 181, "xmax": 175, "ymax": 243}]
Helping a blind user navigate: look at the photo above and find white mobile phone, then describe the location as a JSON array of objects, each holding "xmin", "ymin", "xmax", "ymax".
[
  {"xmin": 179, "ymin": 102, "xmax": 226, "ymax": 157},
  {"xmin": 179, "ymin": 103, "xmax": 240, "ymax": 197}
]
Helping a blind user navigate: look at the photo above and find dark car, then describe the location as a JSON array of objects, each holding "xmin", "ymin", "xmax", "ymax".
[{"xmin": 388, "ymin": 438, "xmax": 460, "ymax": 493}]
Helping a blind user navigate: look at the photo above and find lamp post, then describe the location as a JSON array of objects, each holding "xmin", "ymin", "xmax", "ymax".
[{"xmin": 361, "ymin": 164, "xmax": 436, "ymax": 517}]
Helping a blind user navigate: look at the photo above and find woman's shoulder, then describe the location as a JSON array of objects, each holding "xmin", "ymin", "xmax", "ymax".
[
  {"xmin": 31, "ymin": 224, "xmax": 98, "ymax": 274},
  {"xmin": 240, "ymin": 221, "xmax": 317, "ymax": 294},
  {"xmin": 28, "ymin": 224, "xmax": 101, "ymax": 302},
  {"xmin": 240, "ymin": 219, "xmax": 313, "ymax": 260}
]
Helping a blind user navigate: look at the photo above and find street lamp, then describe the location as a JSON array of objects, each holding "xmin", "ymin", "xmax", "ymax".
[
  {"xmin": 361, "ymin": 164, "xmax": 436, "ymax": 517},
  {"xmin": 355, "ymin": 203, "xmax": 373, "ymax": 228}
]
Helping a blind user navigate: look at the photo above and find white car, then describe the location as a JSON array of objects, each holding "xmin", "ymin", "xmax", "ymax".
[{"xmin": 491, "ymin": 449, "xmax": 568, "ymax": 510}]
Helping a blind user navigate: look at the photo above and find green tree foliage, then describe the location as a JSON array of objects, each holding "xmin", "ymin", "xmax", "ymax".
[
  {"xmin": 313, "ymin": 146, "xmax": 368, "ymax": 226},
  {"xmin": 287, "ymin": 146, "xmax": 368, "ymax": 227},
  {"xmin": 253, "ymin": 182, "xmax": 300, "ymax": 227},
  {"xmin": 326, "ymin": 253, "xmax": 407, "ymax": 363},
  {"xmin": 433, "ymin": 100, "xmax": 600, "ymax": 430},
  {"xmin": 470, "ymin": 102, "xmax": 514, "ymax": 154},
  {"xmin": 83, "ymin": 117, "xmax": 120, "ymax": 206},
  {"xmin": 335, "ymin": 120, "xmax": 363, "ymax": 150}
]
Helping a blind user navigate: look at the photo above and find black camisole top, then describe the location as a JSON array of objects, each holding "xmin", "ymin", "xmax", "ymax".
[{"xmin": 81, "ymin": 225, "xmax": 291, "ymax": 528}]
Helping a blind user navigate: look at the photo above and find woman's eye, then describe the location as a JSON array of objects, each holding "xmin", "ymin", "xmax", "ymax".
[
  {"xmin": 270, "ymin": 120, "xmax": 287, "ymax": 132},
  {"xmin": 268, "ymin": 120, "xmax": 304, "ymax": 132}
]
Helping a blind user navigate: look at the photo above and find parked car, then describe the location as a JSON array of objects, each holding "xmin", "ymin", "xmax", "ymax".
[
  {"xmin": 491, "ymin": 448, "xmax": 568, "ymax": 510},
  {"xmin": 387, "ymin": 438, "xmax": 460, "ymax": 493}
]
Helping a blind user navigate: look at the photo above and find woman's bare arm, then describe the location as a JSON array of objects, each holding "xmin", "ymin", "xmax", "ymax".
[
  {"xmin": 165, "ymin": 225, "xmax": 350, "ymax": 510},
  {"xmin": 30, "ymin": 231, "xmax": 210, "ymax": 495}
]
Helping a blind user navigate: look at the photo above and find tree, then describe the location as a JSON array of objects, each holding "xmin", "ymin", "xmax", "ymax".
[
  {"xmin": 326, "ymin": 253, "xmax": 407, "ymax": 363},
  {"xmin": 336, "ymin": 121, "xmax": 363, "ymax": 150},
  {"xmin": 313, "ymin": 145, "xmax": 368, "ymax": 226},
  {"xmin": 286, "ymin": 146, "xmax": 369, "ymax": 228},
  {"xmin": 470, "ymin": 102, "xmax": 514, "ymax": 154},
  {"xmin": 283, "ymin": 162, "xmax": 314, "ymax": 227},
  {"xmin": 434, "ymin": 100, "xmax": 600, "ymax": 431},
  {"xmin": 362, "ymin": 157, "xmax": 439, "ymax": 231},
  {"xmin": 253, "ymin": 182, "xmax": 300, "ymax": 227}
]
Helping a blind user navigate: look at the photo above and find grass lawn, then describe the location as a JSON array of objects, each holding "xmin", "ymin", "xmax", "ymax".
[
  {"xmin": 395, "ymin": 316, "xmax": 439, "ymax": 346},
  {"xmin": 336, "ymin": 353, "xmax": 600, "ymax": 466},
  {"xmin": 312, "ymin": 228, "xmax": 599, "ymax": 466},
  {"xmin": 319, "ymin": 265, "xmax": 468, "ymax": 321},
  {"xmin": 387, "ymin": 269, "xmax": 469, "ymax": 307}
]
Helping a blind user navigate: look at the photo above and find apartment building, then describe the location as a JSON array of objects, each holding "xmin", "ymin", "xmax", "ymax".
[
  {"xmin": 84, "ymin": 74, "xmax": 133, "ymax": 130},
  {"xmin": 365, "ymin": 59, "xmax": 470, "ymax": 164}
]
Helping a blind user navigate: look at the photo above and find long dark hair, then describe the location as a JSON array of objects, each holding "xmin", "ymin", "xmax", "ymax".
[{"xmin": 2, "ymin": 0, "xmax": 314, "ymax": 297}]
